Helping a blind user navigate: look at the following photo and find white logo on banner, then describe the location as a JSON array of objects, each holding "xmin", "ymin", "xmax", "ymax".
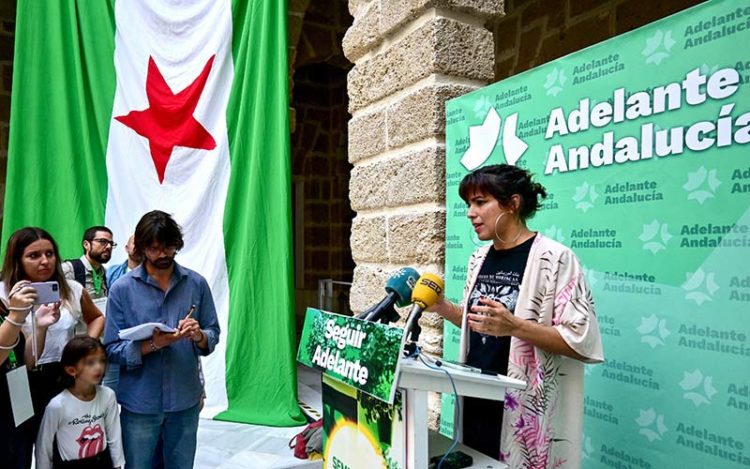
[
  {"xmin": 639, "ymin": 220, "xmax": 672, "ymax": 254},
  {"xmin": 679, "ymin": 369, "xmax": 718, "ymax": 407},
  {"xmin": 573, "ymin": 182, "xmax": 598, "ymax": 212},
  {"xmin": 642, "ymin": 29, "xmax": 675, "ymax": 65},
  {"xmin": 543, "ymin": 67, "xmax": 567, "ymax": 96},
  {"xmin": 635, "ymin": 408, "xmax": 668, "ymax": 442},
  {"xmin": 637, "ymin": 314, "xmax": 670, "ymax": 348},
  {"xmin": 682, "ymin": 268, "xmax": 719, "ymax": 305},
  {"xmin": 459, "ymin": 107, "xmax": 528, "ymax": 170},
  {"xmin": 543, "ymin": 225, "xmax": 565, "ymax": 243},
  {"xmin": 683, "ymin": 166, "xmax": 722, "ymax": 204}
]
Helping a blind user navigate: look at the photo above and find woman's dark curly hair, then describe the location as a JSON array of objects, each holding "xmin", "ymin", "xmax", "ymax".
[{"xmin": 459, "ymin": 164, "xmax": 547, "ymax": 221}]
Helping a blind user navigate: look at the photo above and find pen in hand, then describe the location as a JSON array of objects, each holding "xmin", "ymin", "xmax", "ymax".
[{"xmin": 175, "ymin": 304, "xmax": 196, "ymax": 336}]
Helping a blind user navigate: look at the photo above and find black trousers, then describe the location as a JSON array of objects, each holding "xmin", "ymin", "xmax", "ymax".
[{"xmin": 53, "ymin": 442, "xmax": 113, "ymax": 469}]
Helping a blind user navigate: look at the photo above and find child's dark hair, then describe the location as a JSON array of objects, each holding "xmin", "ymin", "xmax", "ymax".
[
  {"xmin": 60, "ymin": 336, "xmax": 106, "ymax": 388},
  {"xmin": 458, "ymin": 164, "xmax": 548, "ymax": 220}
]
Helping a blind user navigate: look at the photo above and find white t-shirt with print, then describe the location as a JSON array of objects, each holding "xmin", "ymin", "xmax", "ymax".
[{"xmin": 35, "ymin": 386, "xmax": 124, "ymax": 468}]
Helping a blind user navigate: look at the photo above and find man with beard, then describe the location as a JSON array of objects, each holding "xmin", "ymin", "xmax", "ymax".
[
  {"xmin": 63, "ymin": 226, "xmax": 115, "ymax": 313},
  {"xmin": 103, "ymin": 210, "xmax": 220, "ymax": 469}
]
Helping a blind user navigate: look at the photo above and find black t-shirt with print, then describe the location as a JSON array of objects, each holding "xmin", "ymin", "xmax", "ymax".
[{"xmin": 463, "ymin": 235, "xmax": 535, "ymax": 460}]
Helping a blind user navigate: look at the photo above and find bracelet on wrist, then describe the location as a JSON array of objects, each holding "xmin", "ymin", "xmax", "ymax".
[
  {"xmin": 8, "ymin": 306, "xmax": 32, "ymax": 312},
  {"xmin": 4, "ymin": 315, "xmax": 26, "ymax": 327},
  {"xmin": 193, "ymin": 330, "xmax": 205, "ymax": 343},
  {"xmin": 0, "ymin": 336, "xmax": 20, "ymax": 350},
  {"xmin": 149, "ymin": 339, "xmax": 160, "ymax": 352}
]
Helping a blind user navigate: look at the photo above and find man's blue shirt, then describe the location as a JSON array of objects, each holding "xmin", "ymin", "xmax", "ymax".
[
  {"xmin": 107, "ymin": 260, "xmax": 129, "ymax": 287},
  {"xmin": 103, "ymin": 262, "xmax": 220, "ymax": 414}
]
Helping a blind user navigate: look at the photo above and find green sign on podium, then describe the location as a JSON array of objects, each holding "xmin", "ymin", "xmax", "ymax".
[{"xmin": 297, "ymin": 307, "xmax": 405, "ymax": 404}]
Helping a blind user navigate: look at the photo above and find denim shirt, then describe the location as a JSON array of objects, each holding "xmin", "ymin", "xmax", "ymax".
[
  {"xmin": 103, "ymin": 263, "xmax": 220, "ymax": 414},
  {"xmin": 106, "ymin": 260, "xmax": 129, "ymax": 287}
]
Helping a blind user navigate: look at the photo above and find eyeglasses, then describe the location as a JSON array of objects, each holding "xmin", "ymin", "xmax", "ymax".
[
  {"xmin": 92, "ymin": 238, "xmax": 117, "ymax": 248},
  {"xmin": 144, "ymin": 245, "xmax": 178, "ymax": 257}
]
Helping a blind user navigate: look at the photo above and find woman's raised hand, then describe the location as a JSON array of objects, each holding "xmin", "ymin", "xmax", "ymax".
[
  {"xmin": 7, "ymin": 281, "xmax": 37, "ymax": 317},
  {"xmin": 35, "ymin": 302, "xmax": 61, "ymax": 328}
]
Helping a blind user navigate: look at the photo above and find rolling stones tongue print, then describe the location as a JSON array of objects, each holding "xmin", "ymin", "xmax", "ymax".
[{"xmin": 76, "ymin": 424, "xmax": 104, "ymax": 458}]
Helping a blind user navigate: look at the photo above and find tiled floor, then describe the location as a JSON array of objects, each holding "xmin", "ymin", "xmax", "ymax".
[{"xmin": 193, "ymin": 366, "xmax": 323, "ymax": 469}]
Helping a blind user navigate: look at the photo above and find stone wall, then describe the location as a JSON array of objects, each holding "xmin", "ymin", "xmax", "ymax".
[
  {"xmin": 343, "ymin": 0, "xmax": 504, "ymax": 427},
  {"xmin": 492, "ymin": 0, "xmax": 703, "ymax": 81}
]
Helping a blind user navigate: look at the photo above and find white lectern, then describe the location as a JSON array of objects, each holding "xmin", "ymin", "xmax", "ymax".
[{"xmin": 397, "ymin": 357, "xmax": 526, "ymax": 468}]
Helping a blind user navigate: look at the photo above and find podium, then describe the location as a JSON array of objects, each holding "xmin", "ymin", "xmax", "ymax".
[
  {"xmin": 397, "ymin": 357, "xmax": 526, "ymax": 468},
  {"xmin": 297, "ymin": 308, "xmax": 528, "ymax": 468}
]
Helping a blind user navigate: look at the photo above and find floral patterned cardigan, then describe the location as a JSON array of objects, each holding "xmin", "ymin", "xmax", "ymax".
[{"xmin": 457, "ymin": 234, "xmax": 604, "ymax": 469}]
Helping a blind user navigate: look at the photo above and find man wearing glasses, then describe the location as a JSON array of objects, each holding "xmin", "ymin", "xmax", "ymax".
[
  {"xmin": 103, "ymin": 210, "xmax": 220, "ymax": 468},
  {"xmin": 62, "ymin": 226, "xmax": 116, "ymax": 317}
]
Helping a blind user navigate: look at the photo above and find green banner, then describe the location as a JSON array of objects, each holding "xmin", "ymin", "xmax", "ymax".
[
  {"xmin": 298, "ymin": 308, "xmax": 405, "ymax": 403},
  {"xmin": 443, "ymin": 1, "xmax": 750, "ymax": 467}
]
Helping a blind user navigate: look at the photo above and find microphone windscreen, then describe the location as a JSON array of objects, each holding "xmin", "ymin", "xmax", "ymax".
[
  {"xmin": 411, "ymin": 273, "xmax": 445, "ymax": 309},
  {"xmin": 385, "ymin": 267, "xmax": 420, "ymax": 308}
]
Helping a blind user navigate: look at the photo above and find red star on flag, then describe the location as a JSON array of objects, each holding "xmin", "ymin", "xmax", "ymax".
[{"xmin": 115, "ymin": 55, "xmax": 217, "ymax": 183}]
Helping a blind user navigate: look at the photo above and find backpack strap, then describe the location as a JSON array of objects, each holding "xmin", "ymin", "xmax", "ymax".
[{"xmin": 67, "ymin": 259, "xmax": 86, "ymax": 288}]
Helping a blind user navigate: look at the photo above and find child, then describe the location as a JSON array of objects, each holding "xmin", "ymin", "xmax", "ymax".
[{"xmin": 35, "ymin": 337, "xmax": 125, "ymax": 469}]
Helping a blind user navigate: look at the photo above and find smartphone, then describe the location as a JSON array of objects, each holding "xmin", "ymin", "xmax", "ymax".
[
  {"xmin": 429, "ymin": 451, "xmax": 473, "ymax": 469},
  {"xmin": 29, "ymin": 281, "xmax": 60, "ymax": 305}
]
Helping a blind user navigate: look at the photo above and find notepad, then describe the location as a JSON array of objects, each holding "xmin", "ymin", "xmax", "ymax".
[{"xmin": 118, "ymin": 322, "xmax": 176, "ymax": 341}]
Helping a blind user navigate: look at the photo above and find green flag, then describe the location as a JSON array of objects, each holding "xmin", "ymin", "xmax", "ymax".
[{"xmin": 4, "ymin": 0, "xmax": 304, "ymax": 426}]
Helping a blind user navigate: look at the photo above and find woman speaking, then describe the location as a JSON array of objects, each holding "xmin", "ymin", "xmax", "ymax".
[{"xmin": 430, "ymin": 164, "xmax": 604, "ymax": 468}]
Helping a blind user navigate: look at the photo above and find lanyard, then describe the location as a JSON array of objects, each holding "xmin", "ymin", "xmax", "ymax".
[{"xmin": 91, "ymin": 268, "xmax": 103, "ymax": 295}]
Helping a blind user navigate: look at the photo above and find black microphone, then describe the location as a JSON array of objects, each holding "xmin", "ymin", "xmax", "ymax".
[{"xmin": 357, "ymin": 267, "xmax": 420, "ymax": 324}]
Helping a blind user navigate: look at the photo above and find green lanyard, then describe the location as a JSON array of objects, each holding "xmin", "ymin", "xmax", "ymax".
[
  {"xmin": 1, "ymin": 316, "xmax": 18, "ymax": 367},
  {"xmin": 91, "ymin": 268, "xmax": 103, "ymax": 296}
]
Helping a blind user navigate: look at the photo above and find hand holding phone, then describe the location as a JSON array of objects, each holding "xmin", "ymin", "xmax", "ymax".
[{"xmin": 29, "ymin": 281, "xmax": 61, "ymax": 305}]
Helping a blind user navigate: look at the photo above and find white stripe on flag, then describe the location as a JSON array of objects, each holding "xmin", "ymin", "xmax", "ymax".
[{"xmin": 104, "ymin": 0, "xmax": 234, "ymax": 417}]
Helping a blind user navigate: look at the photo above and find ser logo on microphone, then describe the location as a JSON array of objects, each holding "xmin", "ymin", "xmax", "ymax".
[{"xmin": 418, "ymin": 277, "xmax": 443, "ymax": 295}]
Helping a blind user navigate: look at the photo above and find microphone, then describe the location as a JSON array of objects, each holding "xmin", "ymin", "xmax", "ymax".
[
  {"xmin": 357, "ymin": 267, "xmax": 420, "ymax": 324},
  {"xmin": 404, "ymin": 273, "xmax": 445, "ymax": 346}
]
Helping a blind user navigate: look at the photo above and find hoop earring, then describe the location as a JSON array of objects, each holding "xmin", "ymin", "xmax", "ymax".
[
  {"xmin": 493, "ymin": 213, "xmax": 506, "ymax": 243},
  {"xmin": 495, "ymin": 212, "xmax": 524, "ymax": 245}
]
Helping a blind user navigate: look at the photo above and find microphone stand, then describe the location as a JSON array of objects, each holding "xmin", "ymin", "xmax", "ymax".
[{"xmin": 402, "ymin": 309, "xmax": 424, "ymax": 357}]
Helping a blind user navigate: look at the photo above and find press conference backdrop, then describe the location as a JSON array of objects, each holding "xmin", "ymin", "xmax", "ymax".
[{"xmin": 442, "ymin": 1, "xmax": 750, "ymax": 468}]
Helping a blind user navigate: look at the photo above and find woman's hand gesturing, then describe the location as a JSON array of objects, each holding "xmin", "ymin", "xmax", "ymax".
[
  {"xmin": 35, "ymin": 302, "xmax": 61, "ymax": 328},
  {"xmin": 468, "ymin": 296, "xmax": 520, "ymax": 337}
]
